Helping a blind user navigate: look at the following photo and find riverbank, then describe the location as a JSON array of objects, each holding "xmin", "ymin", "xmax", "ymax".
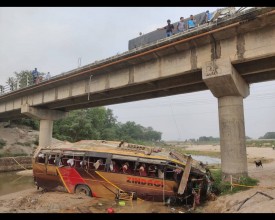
[{"xmin": 0, "ymin": 156, "xmax": 32, "ymax": 172}]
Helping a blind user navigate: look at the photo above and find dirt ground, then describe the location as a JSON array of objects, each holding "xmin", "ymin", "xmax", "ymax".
[{"xmin": 0, "ymin": 185, "xmax": 181, "ymax": 213}]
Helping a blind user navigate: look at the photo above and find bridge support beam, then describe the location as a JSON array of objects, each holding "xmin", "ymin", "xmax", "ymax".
[
  {"xmin": 21, "ymin": 104, "xmax": 67, "ymax": 148},
  {"xmin": 202, "ymin": 59, "xmax": 250, "ymax": 180}
]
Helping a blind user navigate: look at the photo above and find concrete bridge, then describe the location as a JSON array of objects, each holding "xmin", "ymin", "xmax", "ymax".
[{"xmin": 0, "ymin": 7, "xmax": 275, "ymax": 180}]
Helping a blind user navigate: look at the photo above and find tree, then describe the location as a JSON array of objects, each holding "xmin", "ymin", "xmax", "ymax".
[
  {"xmin": 14, "ymin": 70, "xmax": 33, "ymax": 88},
  {"xmin": 14, "ymin": 107, "xmax": 162, "ymax": 143},
  {"xmin": 6, "ymin": 77, "xmax": 17, "ymax": 91},
  {"xmin": 0, "ymin": 85, "xmax": 4, "ymax": 94},
  {"xmin": 259, "ymin": 132, "xmax": 275, "ymax": 139}
]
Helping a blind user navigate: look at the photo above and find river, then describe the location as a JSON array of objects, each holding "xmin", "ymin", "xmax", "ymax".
[{"xmin": 0, "ymin": 171, "xmax": 34, "ymax": 196}]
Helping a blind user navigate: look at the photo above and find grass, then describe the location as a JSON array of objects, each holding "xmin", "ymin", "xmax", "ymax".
[{"xmin": 211, "ymin": 169, "xmax": 259, "ymax": 195}]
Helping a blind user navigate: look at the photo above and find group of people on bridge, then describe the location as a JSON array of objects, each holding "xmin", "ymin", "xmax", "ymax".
[
  {"xmin": 158, "ymin": 10, "xmax": 212, "ymax": 37},
  {"xmin": 32, "ymin": 68, "xmax": 51, "ymax": 85}
]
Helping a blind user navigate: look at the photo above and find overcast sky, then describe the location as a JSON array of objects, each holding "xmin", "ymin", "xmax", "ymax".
[{"xmin": 0, "ymin": 7, "xmax": 274, "ymax": 141}]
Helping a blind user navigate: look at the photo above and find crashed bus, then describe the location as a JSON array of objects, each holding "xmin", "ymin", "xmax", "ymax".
[{"xmin": 32, "ymin": 140, "xmax": 213, "ymax": 204}]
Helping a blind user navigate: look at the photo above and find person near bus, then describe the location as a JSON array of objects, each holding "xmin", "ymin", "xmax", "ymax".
[
  {"xmin": 148, "ymin": 165, "xmax": 157, "ymax": 177},
  {"xmin": 110, "ymin": 160, "xmax": 119, "ymax": 173},
  {"xmin": 54, "ymin": 155, "xmax": 63, "ymax": 167},
  {"xmin": 67, "ymin": 158, "xmax": 74, "ymax": 167},
  {"xmin": 93, "ymin": 159, "xmax": 103, "ymax": 170},
  {"xmin": 139, "ymin": 163, "xmax": 147, "ymax": 177},
  {"xmin": 122, "ymin": 162, "xmax": 132, "ymax": 174}
]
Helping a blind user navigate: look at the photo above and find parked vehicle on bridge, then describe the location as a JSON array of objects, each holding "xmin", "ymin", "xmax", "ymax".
[{"xmin": 32, "ymin": 140, "xmax": 212, "ymax": 204}]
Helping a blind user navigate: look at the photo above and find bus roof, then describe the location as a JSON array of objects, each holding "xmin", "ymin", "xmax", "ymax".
[{"xmin": 39, "ymin": 140, "xmax": 206, "ymax": 174}]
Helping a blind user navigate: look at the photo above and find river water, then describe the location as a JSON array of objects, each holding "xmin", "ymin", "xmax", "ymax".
[{"xmin": 0, "ymin": 171, "xmax": 34, "ymax": 196}]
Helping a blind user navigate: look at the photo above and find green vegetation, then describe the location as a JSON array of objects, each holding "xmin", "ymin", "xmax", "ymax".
[
  {"xmin": 211, "ymin": 169, "xmax": 259, "ymax": 195},
  {"xmin": 246, "ymin": 139, "xmax": 275, "ymax": 147},
  {"xmin": 1, "ymin": 70, "xmax": 46, "ymax": 91},
  {"xmin": 11, "ymin": 118, "xmax": 39, "ymax": 130},
  {"xmin": 259, "ymin": 132, "xmax": 275, "ymax": 139},
  {"xmin": 0, "ymin": 138, "xmax": 6, "ymax": 149},
  {"xmin": 13, "ymin": 107, "xmax": 162, "ymax": 144}
]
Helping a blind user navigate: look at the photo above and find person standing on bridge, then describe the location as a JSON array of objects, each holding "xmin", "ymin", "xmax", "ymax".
[
  {"xmin": 32, "ymin": 68, "xmax": 39, "ymax": 84},
  {"xmin": 46, "ymin": 72, "xmax": 51, "ymax": 80},
  {"xmin": 157, "ymin": 19, "xmax": 175, "ymax": 37},
  {"xmin": 177, "ymin": 17, "xmax": 186, "ymax": 33},
  {"xmin": 187, "ymin": 15, "xmax": 196, "ymax": 30}
]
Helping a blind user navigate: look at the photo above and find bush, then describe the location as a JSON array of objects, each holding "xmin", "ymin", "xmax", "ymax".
[
  {"xmin": 0, "ymin": 138, "xmax": 6, "ymax": 149},
  {"xmin": 211, "ymin": 169, "xmax": 258, "ymax": 195}
]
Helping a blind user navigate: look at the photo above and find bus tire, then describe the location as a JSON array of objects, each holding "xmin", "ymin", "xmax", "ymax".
[{"xmin": 75, "ymin": 184, "xmax": 92, "ymax": 197}]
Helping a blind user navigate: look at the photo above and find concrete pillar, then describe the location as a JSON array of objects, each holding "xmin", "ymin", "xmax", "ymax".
[
  {"xmin": 39, "ymin": 119, "xmax": 53, "ymax": 148},
  {"xmin": 21, "ymin": 104, "xmax": 67, "ymax": 147},
  {"xmin": 218, "ymin": 96, "xmax": 247, "ymax": 179},
  {"xmin": 202, "ymin": 59, "xmax": 249, "ymax": 180}
]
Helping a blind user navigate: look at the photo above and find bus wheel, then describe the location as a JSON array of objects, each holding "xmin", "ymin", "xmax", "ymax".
[{"xmin": 75, "ymin": 185, "xmax": 92, "ymax": 197}]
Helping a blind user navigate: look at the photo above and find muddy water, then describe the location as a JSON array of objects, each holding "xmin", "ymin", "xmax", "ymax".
[{"xmin": 0, "ymin": 171, "xmax": 34, "ymax": 196}]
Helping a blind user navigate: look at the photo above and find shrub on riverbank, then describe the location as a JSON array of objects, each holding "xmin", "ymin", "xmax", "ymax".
[{"xmin": 211, "ymin": 169, "xmax": 258, "ymax": 195}]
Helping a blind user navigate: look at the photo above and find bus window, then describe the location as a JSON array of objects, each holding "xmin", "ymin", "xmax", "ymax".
[
  {"xmin": 157, "ymin": 165, "xmax": 165, "ymax": 179},
  {"xmin": 165, "ymin": 163, "xmax": 176, "ymax": 180},
  {"xmin": 37, "ymin": 153, "xmax": 46, "ymax": 164},
  {"xmin": 109, "ymin": 160, "xmax": 120, "ymax": 173},
  {"xmin": 87, "ymin": 157, "xmax": 106, "ymax": 171},
  {"xmin": 74, "ymin": 156, "xmax": 83, "ymax": 168},
  {"xmin": 137, "ymin": 163, "xmax": 148, "ymax": 177},
  {"xmin": 148, "ymin": 164, "xmax": 157, "ymax": 177},
  {"xmin": 47, "ymin": 154, "xmax": 56, "ymax": 165},
  {"xmin": 80, "ymin": 158, "xmax": 88, "ymax": 170}
]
